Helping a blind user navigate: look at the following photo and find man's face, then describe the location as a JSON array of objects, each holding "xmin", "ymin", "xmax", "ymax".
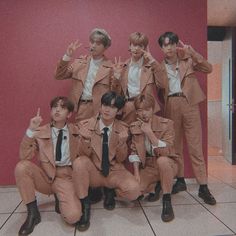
[
  {"xmin": 50, "ymin": 100, "xmax": 71, "ymax": 123},
  {"xmin": 100, "ymin": 99, "xmax": 118, "ymax": 123},
  {"xmin": 136, "ymin": 107, "xmax": 153, "ymax": 122},
  {"xmin": 161, "ymin": 37, "xmax": 177, "ymax": 58},
  {"xmin": 89, "ymin": 35, "xmax": 106, "ymax": 58},
  {"xmin": 129, "ymin": 43, "xmax": 145, "ymax": 60}
]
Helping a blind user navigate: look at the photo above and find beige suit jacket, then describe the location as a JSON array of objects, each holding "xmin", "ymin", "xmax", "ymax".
[
  {"xmin": 154, "ymin": 48, "xmax": 212, "ymax": 109},
  {"xmin": 112, "ymin": 58, "xmax": 160, "ymax": 113},
  {"xmin": 78, "ymin": 116, "xmax": 129, "ymax": 171},
  {"xmin": 55, "ymin": 55, "xmax": 113, "ymax": 112},
  {"xmin": 130, "ymin": 115, "xmax": 177, "ymax": 168},
  {"xmin": 19, "ymin": 123, "xmax": 80, "ymax": 181}
]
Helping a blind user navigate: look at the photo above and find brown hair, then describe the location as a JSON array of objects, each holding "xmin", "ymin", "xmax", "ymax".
[
  {"xmin": 134, "ymin": 94, "xmax": 155, "ymax": 110},
  {"xmin": 129, "ymin": 32, "xmax": 149, "ymax": 49},
  {"xmin": 89, "ymin": 28, "xmax": 111, "ymax": 48},
  {"xmin": 50, "ymin": 96, "xmax": 74, "ymax": 113}
]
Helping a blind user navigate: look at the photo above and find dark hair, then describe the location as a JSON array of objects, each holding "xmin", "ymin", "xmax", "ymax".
[
  {"xmin": 158, "ymin": 32, "xmax": 179, "ymax": 47},
  {"xmin": 50, "ymin": 96, "xmax": 74, "ymax": 112},
  {"xmin": 101, "ymin": 91, "xmax": 125, "ymax": 110},
  {"xmin": 134, "ymin": 94, "xmax": 155, "ymax": 110}
]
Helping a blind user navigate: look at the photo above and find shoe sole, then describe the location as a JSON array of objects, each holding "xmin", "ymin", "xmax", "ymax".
[{"xmin": 77, "ymin": 222, "xmax": 90, "ymax": 232}]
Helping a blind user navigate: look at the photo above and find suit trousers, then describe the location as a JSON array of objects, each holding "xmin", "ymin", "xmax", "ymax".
[
  {"xmin": 72, "ymin": 156, "xmax": 141, "ymax": 200},
  {"xmin": 165, "ymin": 97, "xmax": 207, "ymax": 184},
  {"xmin": 140, "ymin": 156, "xmax": 178, "ymax": 194},
  {"xmin": 15, "ymin": 160, "xmax": 82, "ymax": 224}
]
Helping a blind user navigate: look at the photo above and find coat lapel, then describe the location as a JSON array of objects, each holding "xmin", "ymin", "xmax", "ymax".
[{"xmin": 94, "ymin": 58, "xmax": 113, "ymax": 84}]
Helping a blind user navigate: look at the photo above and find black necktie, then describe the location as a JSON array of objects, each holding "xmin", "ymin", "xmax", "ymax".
[
  {"xmin": 101, "ymin": 127, "xmax": 109, "ymax": 177},
  {"xmin": 56, "ymin": 129, "xmax": 63, "ymax": 161}
]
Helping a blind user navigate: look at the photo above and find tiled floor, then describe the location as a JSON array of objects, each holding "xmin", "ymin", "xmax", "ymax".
[{"xmin": 1, "ymin": 156, "xmax": 236, "ymax": 236}]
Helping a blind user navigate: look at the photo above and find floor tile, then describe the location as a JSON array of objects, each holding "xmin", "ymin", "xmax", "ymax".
[
  {"xmin": 0, "ymin": 212, "xmax": 75, "ymax": 236},
  {"xmin": 75, "ymin": 207, "xmax": 154, "ymax": 236},
  {"xmin": 205, "ymin": 203, "xmax": 236, "ymax": 232},
  {"xmin": 143, "ymin": 204, "xmax": 234, "ymax": 236},
  {"xmin": 0, "ymin": 214, "xmax": 11, "ymax": 229},
  {"xmin": 0, "ymin": 187, "xmax": 18, "ymax": 193},
  {"xmin": 0, "ymin": 191, "xmax": 21, "ymax": 214}
]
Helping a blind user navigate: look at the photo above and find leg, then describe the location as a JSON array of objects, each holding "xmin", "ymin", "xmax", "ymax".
[
  {"xmin": 15, "ymin": 160, "xmax": 52, "ymax": 235},
  {"xmin": 52, "ymin": 166, "xmax": 82, "ymax": 225}
]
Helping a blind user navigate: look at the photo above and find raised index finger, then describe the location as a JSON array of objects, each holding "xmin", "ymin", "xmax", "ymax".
[
  {"xmin": 178, "ymin": 40, "xmax": 185, "ymax": 47},
  {"xmin": 36, "ymin": 108, "xmax": 40, "ymax": 117}
]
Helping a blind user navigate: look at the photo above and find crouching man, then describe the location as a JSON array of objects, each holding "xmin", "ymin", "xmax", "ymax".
[
  {"xmin": 73, "ymin": 91, "xmax": 141, "ymax": 231},
  {"xmin": 15, "ymin": 97, "xmax": 82, "ymax": 235},
  {"xmin": 129, "ymin": 94, "xmax": 179, "ymax": 222}
]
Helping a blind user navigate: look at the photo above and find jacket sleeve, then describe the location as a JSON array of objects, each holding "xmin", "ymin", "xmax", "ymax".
[
  {"xmin": 152, "ymin": 62, "xmax": 168, "ymax": 89},
  {"xmin": 78, "ymin": 136, "xmax": 93, "ymax": 157},
  {"xmin": 115, "ymin": 129, "xmax": 128, "ymax": 163},
  {"xmin": 54, "ymin": 59, "xmax": 74, "ymax": 80},
  {"xmin": 19, "ymin": 135, "xmax": 39, "ymax": 160}
]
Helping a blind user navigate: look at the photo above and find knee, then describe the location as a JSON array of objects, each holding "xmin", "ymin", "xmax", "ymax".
[
  {"xmin": 14, "ymin": 160, "xmax": 32, "ymax": 177},
  {"xmin": 125, "ymin": 180, "xmax": 141, "ymax": 201},
  {"xmin": 156, "ymin": 156, "xmax": 170, "ymax": 170},
  {"xmin": 62, "ymin": 209, "xmax": 82, "ymax": 225}
]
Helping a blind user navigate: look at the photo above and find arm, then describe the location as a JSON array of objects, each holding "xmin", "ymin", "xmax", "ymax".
[
  {"xmin": 111, "ymin": 57, "xmax": 124, "ymax": 95},
  {"xmin": 19, "ymin": 108, "xmax": 42, "ymax": 160},
  {"xmin": 55, "ymin": 40, "xmax": 82, "ymax": 80}
]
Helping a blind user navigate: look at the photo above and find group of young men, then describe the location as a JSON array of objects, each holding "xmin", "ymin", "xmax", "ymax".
[{"xmin": 15, "ymin": 28, "xmax": 216, "ymax": 235}]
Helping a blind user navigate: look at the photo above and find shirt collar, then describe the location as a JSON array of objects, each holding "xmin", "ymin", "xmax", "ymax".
[
  {"xmin": 52, "ymin": 124, "xmax": 68, "ymax": 133},
  {"xmin": 99, "ymin": 119, "xmax": 113, "ymax": 133},
  {"xmin": 129, "ymin": 56, "xmax": 143, "ymax": 67},
  {"xmin": 91, "ymin": 57, "xmax": 104, "ymax": 66}
]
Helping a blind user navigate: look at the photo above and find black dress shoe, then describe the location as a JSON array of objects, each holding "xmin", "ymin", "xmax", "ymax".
[
  {"xmin": 147, "ymin": 181, "xmax": 161, "ymax": 202},
  {"xmin": 88, "ymin": 187, "xmax": 103, "ymax": 204},
  {"xmin": 54, "ymin": 194, "xmax": 60, "ymax": 214},
  {"xmin": 103, "ymin": 188, "xmax": 116, "ymax": 210},
  {"xmin": 172, "ymin": 180, "xmax": 187, "ymax": 194},
  {"xmin": 19, "ymin": 211, "xmax": 41, "ymax": 235},
  {"xmin": 161, "ymin": 200, "xmax": 174, "ymax": 222},
  {"xmin": 198, "ymin": 186, "xmax": 216, "ymax": 205},
  {"xmin": 76, "ymin": 197, "xmax": 90, "ymax": 232}
]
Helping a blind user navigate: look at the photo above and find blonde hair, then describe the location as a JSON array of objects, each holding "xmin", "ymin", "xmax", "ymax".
[
  {"xmin": 129, "ymin": 32, "xmax": 149, "ymax": 49},
  {"xmin": 89, "ymin": 28, "xmax": 111, "ymax": 48},
  {"xmin": 134, "ymin": 94, "xmax": 155, "ymax": 110}
]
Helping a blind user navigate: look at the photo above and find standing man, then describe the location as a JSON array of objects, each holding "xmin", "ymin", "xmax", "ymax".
[
  {"xmin": 129, "ymin": 94, "xmax": 178, "ymax": 222},
  {"xmin": 15, "ymin": 97, "xmax": 82, "ymax": 236},
  {"xmin": 112, "ymin": 32, "xmax": 160, "ymax": 125},
  {"xmin": 55, "ymin": 28, "xmax": 113, "ymax": 122},
  {"xmin": 154, "ymin": 31, "xmax": 216, "ymax": 205},
  {"xmin": 73, "ymin": 91, "xmax": 141, "ymax": 231}
]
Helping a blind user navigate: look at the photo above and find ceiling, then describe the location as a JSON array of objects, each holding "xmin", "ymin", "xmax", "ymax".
[{"xmin": 208, "ymin": 0, "xmax": 236, "ymax": 26}]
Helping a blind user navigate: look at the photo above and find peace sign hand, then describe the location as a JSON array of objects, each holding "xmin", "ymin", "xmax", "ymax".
[
  {"xmin": 113, "ymin": 56, "xmax": 123, "ymax": 80},
  {"xmin": 176, "ymin": 40, "xmax": 193, "ymax": 58},
  {"xmin": 141, "ymin": 46, "xmax": 156, "ymax": 64},
  {"xmin": 29, "ymin": 108, "xmax": 43, "ymax": 131},
  {"xmin": 66, "ymin": 40, "xmax": 82, "ymax": 58}
]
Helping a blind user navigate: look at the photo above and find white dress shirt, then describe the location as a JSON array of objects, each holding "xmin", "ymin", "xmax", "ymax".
[{"xmin": 127, "ymin": 57, "xmax": 143, "ymax": 98}]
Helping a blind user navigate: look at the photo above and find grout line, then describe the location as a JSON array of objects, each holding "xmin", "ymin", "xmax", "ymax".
[
  {"xmin": 186, "ymin": 191, "xmax": 236, "ymax": 235},
  {"xmin": 0, "ymin": 201, "xmax": 22, "ymax": 230},
  {"xmin": 137, "ymin": 200, "xmax": 157, "ymax": 236}
]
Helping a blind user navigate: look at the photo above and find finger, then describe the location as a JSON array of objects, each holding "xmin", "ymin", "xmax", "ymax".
[
  {"xmin": 36, "ymin": 108, "xmax": 40, "ymax": 117},
  {"xmin": 115, "ymin": 57, "xmax": 117, "ymax": 64},
  {"xmin": 137, "ymin": 118, "xmax": 143, "ymax": 123},
  {"xmin": 118, "ymin": 56, "xmax": 121, "ymax": 64},
  {"xmin": 147, "ymin": 45, "xmax": 150, "ymax": 52},
  {"xmin": 179, "ymin": 40, "xmax": 185, "ymax": 47}
]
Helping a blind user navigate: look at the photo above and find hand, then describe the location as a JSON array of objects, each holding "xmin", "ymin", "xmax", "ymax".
[
  {"xmin": 78, "ymin": 120, "xmax": 92, "ymax": 140},
  {"xmin": 141, "ymin": 46, "xmax": 156, "ymax": 64},
  {"xmin": 28, "ymin": 108, "xmax": 43, "ymax": 131},
  {"xmin": 176, "ymin": 40, "xmax": 193, "ymax": 58},
  {"xmin": 137, "ymin": 118, "xmax": 152, "ymax": 135},
  {"xmin": 66, "ymin": 40, "xmax": 82, "ymax": 57},
  {"xmin": 113, "ymin": 56, "xmax": 123, "ymax": 79}
]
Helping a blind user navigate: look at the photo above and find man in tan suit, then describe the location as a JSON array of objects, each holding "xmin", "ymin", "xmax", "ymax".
[
  {"xmin": 73, "ymin": 91, "xmax": 141, "ymax": 231},
  {"xmin": 15, "ymin": 97, "xmax": 82, "ymax": 235},
  {"xmin": 154, "ymin": 31, "xmax": 216, "ymax": 205},
  {"xmin": 112, "ymin": 32, "xmax": 160, "ymax": 125},
  {"xmin": 129, "ymin": 94, "xmax": 178, "ymax": 222},
  {"xmin": 55, "ymin": 28, "xmax": 113, "ymax": 122}
]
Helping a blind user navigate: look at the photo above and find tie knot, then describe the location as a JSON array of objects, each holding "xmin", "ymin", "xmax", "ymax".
[
  {"xmin": 58, "ymin": 129, "xmax": 63, "ymax": 134},
  {"xmin": 103, "ymin": 127, "xmax": 109, "ymax": 133}
]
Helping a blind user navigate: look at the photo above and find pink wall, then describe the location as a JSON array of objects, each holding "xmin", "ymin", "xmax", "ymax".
[{"xmin": 0, "ymin": 0, "xmax": 207, "ymax": 185}]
